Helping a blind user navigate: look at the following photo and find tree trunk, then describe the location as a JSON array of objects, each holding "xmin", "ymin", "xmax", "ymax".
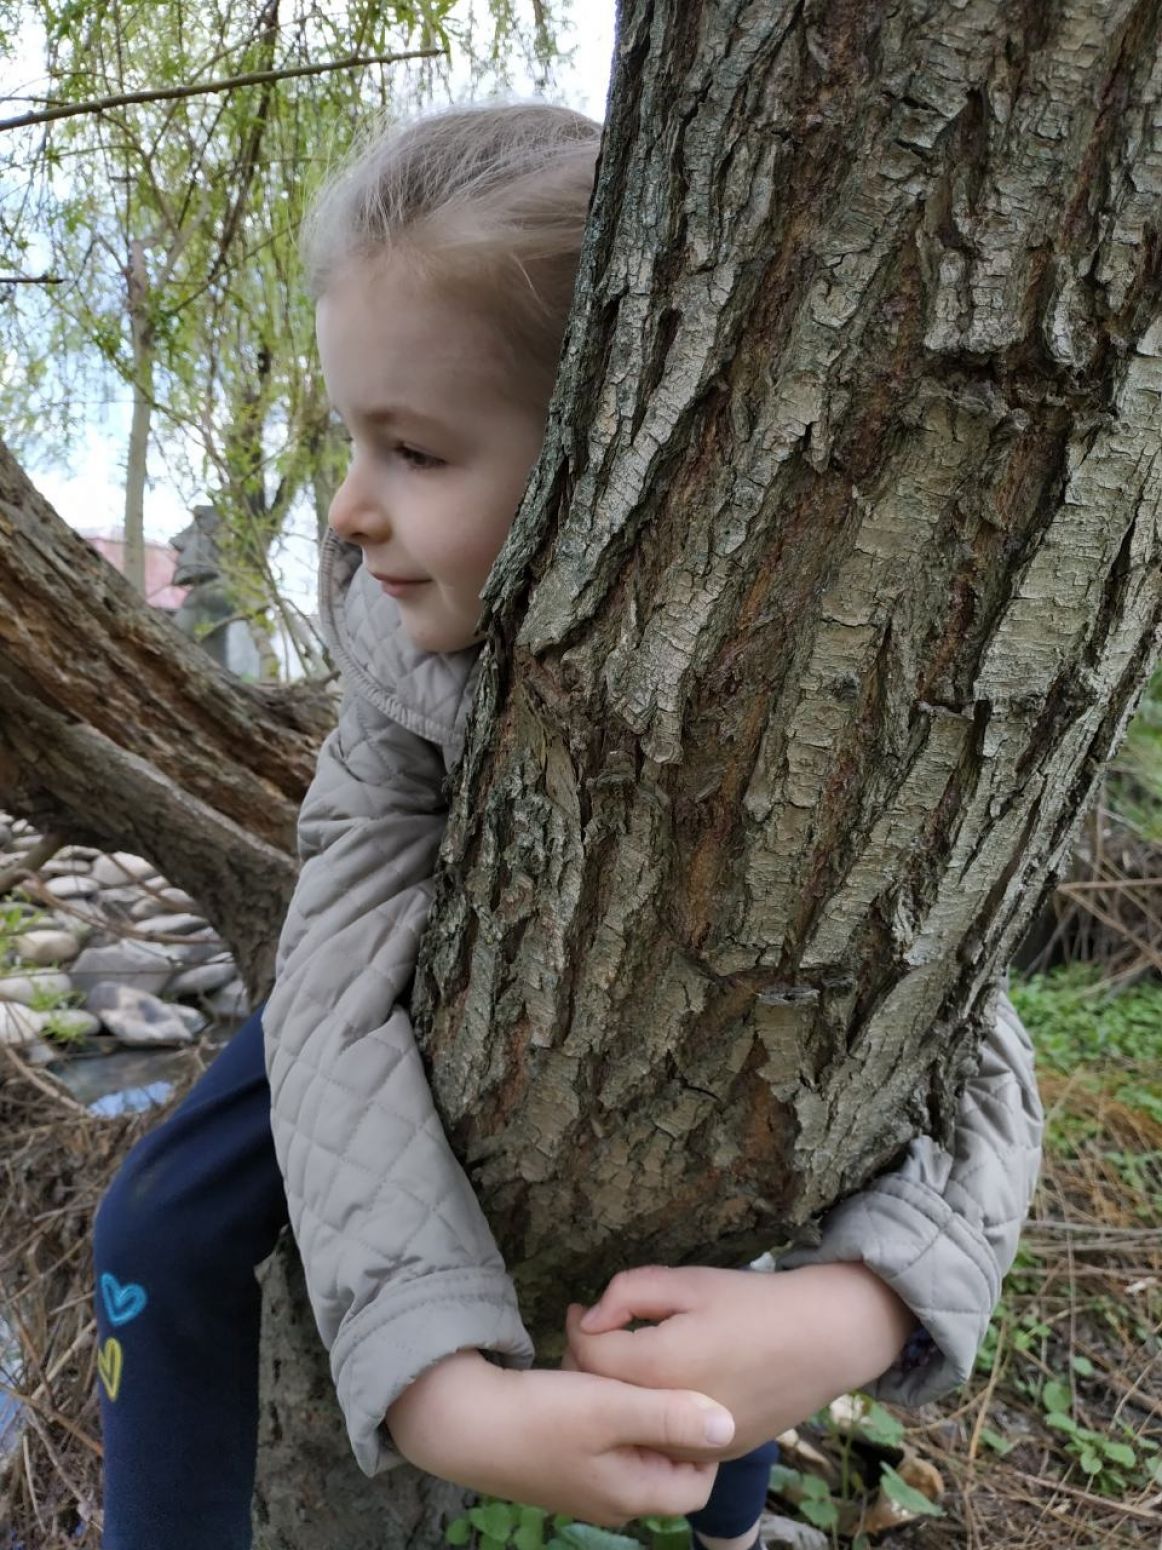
[
  {"xmin": 0, "ymin": 443, "xmax": 333, "ymax": 993},
  {"xmin": 410, "ymin": 0, "xmax": 1162, "ymax": 1333},
  {"xmin": 254, "ymin": 3, "xmax": 1161, "ymax": 1537}
]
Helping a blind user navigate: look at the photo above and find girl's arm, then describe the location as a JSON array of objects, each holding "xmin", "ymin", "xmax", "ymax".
[
  {"xmin": 263, "ymin": 687, "xmax": 535, "ymax": 1475},
  {"xmin": 774, "ymin": 985, "xmax": 1044, "ymax": 1403}
]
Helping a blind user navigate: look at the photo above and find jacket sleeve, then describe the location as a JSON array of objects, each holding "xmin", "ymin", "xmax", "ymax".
[
  {"xmin": 774, "ymin": 989, "xmax": 1043, "ymax": 1405},
  {"xmin": 264, "ymin": 687, "xmax": 534, "ymax": 1477}
]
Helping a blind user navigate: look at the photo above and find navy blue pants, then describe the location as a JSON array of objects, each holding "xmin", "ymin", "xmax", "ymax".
[{"xmin": 93, "ymin": 1010, "xmax": 775, "ymax": 1548}]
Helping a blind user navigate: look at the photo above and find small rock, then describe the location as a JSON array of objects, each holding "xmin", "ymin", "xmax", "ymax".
[
  {"xmin": 154, "ymin": 887, "xmax": 198, "ymax": 913},
  {"xmin": 159, "ymin": 937, "xmax": 225, "ymax": 972},
  {"xmin": 171, "ymin": 1003, "xmax": 210, "ymax": 1037},
  {"xmin": 72, "ymin": 940, "xmax": 178, "ymax": 997},
  {"xmin": 43, "ymin": 875, "xmax": 101, "ymax": 900},
  {"xmin": 91, "ymin": 852, "xmax": 158, "ymax": 887},
  {"xmin": 57, "ymin": 845, "xmax": 101, "ymax": 862},
  {"xmin": 0, "ymin": 970, "xmax": 74, "ymax": 1006},
  {"xmin": 0, "ymin": 821, "xmax": 11, "ymax": 848},
  {"xmin": 12, "ymin": 930, "xmax": 82, "ymax": 966},
  {"xmin": 81, "ymin": 887, "xmax": 144, "ymax": 923},
  {"xmin": 206, "ymin": 979, "xmax": 249, "ymax": 1019},
  {"xmin": 21, "ymin": 1037, "xmax": 58, "ymax": 1066},
  {"xmin": 131, "ymin": 913, "xmax": 214, "ymax": 940},
  {"xmin": 86, "ymin": 984, "xmax": 194, "ymax": 1047},
  {"xmin": 45, "ymin": 1009, "xmax": 101, "ymax": 1039},
  {"xmin": 169, "ymin": 957, "xmax": 237, "ymax": 996},
  {"xmin": 760, "ymin": 1514, "xmax": 829, "ymax": 1550},
  {"xmin": 41, "ymin": 856, "xmax": 93, "ymax": 877},
  {"xmin": 0, "ymin": 1003, "xmax": 50, "ymax": 1045}
]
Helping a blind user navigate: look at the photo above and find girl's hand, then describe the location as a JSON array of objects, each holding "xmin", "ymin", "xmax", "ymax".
[
  {"xmin": 385, "ymin": 1349, "xmax": 735, "ymax": 1526},
  {"xmin": 565, "ymin": 1263, "xmax": 917, "ymax": 1462}
]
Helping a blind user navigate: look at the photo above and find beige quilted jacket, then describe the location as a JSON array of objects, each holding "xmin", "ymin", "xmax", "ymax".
[{"xmin": 264, "ymin": 531, "xmax": 1044, "ymax": 1477}]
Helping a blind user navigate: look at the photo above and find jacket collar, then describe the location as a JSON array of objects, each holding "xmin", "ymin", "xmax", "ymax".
[{"xmin": 318, "ymin": 529, "xmax": 485, "ymax": 764}]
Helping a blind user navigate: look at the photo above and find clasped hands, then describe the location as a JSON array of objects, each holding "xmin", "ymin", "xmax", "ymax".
[{"xmin": 386, "ymin": 1262, "xmax": 915, "ymax": 1527}]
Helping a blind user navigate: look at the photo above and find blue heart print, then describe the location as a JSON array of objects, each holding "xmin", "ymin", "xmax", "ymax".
[{"xmin": 101, "ymin": 1272, "xmax": 148, "ymax": 1327}]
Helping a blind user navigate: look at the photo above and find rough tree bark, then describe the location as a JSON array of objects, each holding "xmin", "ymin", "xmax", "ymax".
[
  {"xmin": 0, "ymin": 449, "xmax": 332, "ymax": 993},
  {"xmin": 254, "ymin": 1, "xmax": 1161, "ymax": 1541},
  {"xmin": 406, "ymin": 0, "xmax": 1162, "ymax": 1330}
]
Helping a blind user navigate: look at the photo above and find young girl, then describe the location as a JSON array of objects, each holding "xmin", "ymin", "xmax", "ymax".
[{"xmin": 93, "ymin": 101, "xmax": 1044, "ymax": 1550}]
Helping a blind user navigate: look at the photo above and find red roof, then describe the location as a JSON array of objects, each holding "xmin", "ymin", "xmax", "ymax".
[{"xmin": 82, "ymin": 533, "xmax": 190, "ymax": 611}]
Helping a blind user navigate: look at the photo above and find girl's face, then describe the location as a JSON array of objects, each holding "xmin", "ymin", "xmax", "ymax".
[{"xmin": 317, "ymin": 256, "xmax": 548, "ymax": 653}]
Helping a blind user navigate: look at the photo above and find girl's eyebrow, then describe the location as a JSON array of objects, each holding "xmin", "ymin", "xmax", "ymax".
[{"xmin": 363, "ymin": 404, "xmax": 453, "ymax": 435}]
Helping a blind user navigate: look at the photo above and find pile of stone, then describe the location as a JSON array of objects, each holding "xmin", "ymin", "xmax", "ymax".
[{"xmin": 0, "ymin": 811, "xmax": 247, "ymax": 1054}]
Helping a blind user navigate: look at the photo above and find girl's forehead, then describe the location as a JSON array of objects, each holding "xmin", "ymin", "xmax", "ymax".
[{"xmin": 317, "ymin": 257, "xmax": 517, "ymax": 402}]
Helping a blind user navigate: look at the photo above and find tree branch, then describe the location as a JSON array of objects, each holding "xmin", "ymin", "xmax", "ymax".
[{"xmin": 0, "ymin": 49, "xmax": 444, "ymax": 132}]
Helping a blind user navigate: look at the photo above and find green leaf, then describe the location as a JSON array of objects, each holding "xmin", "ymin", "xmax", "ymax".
[
  {"xmin": 769, "ymin": 1464, "xmax": 803, "ymax": 1494},
  {"xmin": 1100, "ymin": 1440, "xmax": 1136, "ymax": 1468},
  {"xmin": 1078, "ymin": 1448, "xmax": 1103, "ymax": 1475},
  {"xmin": 445, "ymin": 1519, "xmax": 472, "ymax": 1547},
  {"xmin": 980, "ymin": 1427, "xmax": 1015, "ymax": 1455},
  {"xmin": 1041, "ymin": 1380, "xmax": 1072, "ymax": 1416},
  {"xmin": 799, "ymin": 1475, "xmax": 830, "ymax": 1501},
  {"xmin": 514, "ymin": 1524, "xmax": 544, "ymax": 1550},
  {"xmin": 1070, "ymin": 1354, "xmax": 1095, "ymax": 1376},
  {"xmin": 799, "ymin": 1498, "xmax": 839, "ymax": 1530},
  {"xmin": 559, "ymin": 1527, "xmax": 641, "ymax": 1550},
  {"xmin": 879, "ymin": 1465, "xmax": 945, "ymax": 1518},
  {"xmin": 552, "ymin": 1519, "xmax": 573, "ymax": 1533},
  {"xmin": 1046, "ymin": 1413, "xmax": 1078, "ymax": 1434},
  {"xmin": 481, "ymin": 1537, "xmax": 508, "ymax": 1550},
  {"xmin": 856, "ymin": 1400, "xmax": 905, "ymax": 1447},
  {"xmin": 469, "ymin": 1504, "xmax": 516, "ymax": 1542}
]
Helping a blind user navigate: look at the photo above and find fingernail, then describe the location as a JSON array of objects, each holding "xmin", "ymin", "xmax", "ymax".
[
  {"xmin": 579, "ymin": 1306, "xmax": 597, "ymax": 1330},
  {"xmin": 703, "ymin": 1410, "xmax": 734, "ymax": 1446}
]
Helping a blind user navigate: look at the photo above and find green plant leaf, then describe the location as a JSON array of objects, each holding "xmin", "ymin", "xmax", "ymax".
[
  {"xmin": 1078, "ymin": 1448, "xmax": 1103, "ymax": 1475},
  {"xmin": 469, "ymin": 1503, "xmax": 516, "ymax": 1542},
  {"xmin": 445, "ymin": 1518, "xmax": 472, "ymax": 1547},
  {"xmin": 879, "ymin": 1465, "xmax": 945, "ymax": 1518},
  {"xmin": 799, "ymin": 1498, "xmax": 839, "ymax": 1530},
  {"xmin": 979, "ymin": 1428, "xmax": 1015, "ymax": 1455},
  {"xmin": 559, "ymin": 1526, "xmax": 641, "ymax": 1550},
  {"xmin": 1100, "ymin": 1440, "xmax": 1136, "ymax": 1468},
  {"xmin": 769, "ymin": 1463, "xmax": 803, "ymax": 1494},
  {"xmin": 1041, "ymin": 1380, "xmax": 1072, "ymax": 1416},
  {"xmin": 1046, "ymin": 1413, "xmax": 1078, "ymax": 1434},
  {"xmin": 1070, "ymin": 1354, "xmax": 1095, "ymax": 1376},
  {"xmin": 855, "ymin": 1400, "xmax": 905, "ymax": 1447}
]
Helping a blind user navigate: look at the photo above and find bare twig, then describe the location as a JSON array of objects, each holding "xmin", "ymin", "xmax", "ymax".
[{"xmin": 0, "ymin": 49, "xmax": 444, "ymax": 131}]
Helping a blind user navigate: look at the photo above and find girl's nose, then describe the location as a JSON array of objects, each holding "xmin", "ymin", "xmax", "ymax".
[{"xmin": 328, "ymin": 461, "xmax": 389, "ymax": 546}]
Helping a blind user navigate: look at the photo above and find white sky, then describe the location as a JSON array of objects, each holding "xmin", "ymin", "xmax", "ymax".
[{"xmin": 6, "ymin": 2, "xmax": 617, "ymax": 608}]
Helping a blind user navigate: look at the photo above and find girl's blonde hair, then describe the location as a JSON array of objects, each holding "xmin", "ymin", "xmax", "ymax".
[{"xmin": 302, "ymin": 101, "xmax": 602, "ymax": 407}]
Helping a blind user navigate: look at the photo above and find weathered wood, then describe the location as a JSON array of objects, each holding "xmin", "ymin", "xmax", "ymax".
[
  {"xmin": 0, "ymin": 440, "xmax": 334, "ymax": 991},
  {"xmin": 412, "ymin": 0, "xmax": 1162, "ymax": 1333}
]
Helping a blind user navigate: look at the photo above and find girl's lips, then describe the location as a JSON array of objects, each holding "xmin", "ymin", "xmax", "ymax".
[{"xmin": 375, "ymin": 576, "xmax": 428, "ymax": 597}]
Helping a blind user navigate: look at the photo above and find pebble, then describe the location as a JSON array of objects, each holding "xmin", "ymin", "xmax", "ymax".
[
  {"xmin": 72, "ymin": 940, "xmax": 180, "ymax": 998},
  {"xmin": 43, "ymin": 875, "xmax": 101, "ymax": 900},
  {"xmin": 91, "ymin": 853, "xmax": 159, "ymax": 887},
  {"xmin": 168, "ymin": 957, "xmax": 237, "ymax": 996},
  {"xmin": 206, "ymin": 979, "xmax": 249, "ymax": 1019},
  {"xmin": 0, "ymin": 1003, "xmax": 49, "ymax": 1044},
  {"xmin": 130, "ymin": 913, "xmax": 214, "ymax": 940},
  {"xmin": 48, "ymin": 1009, "xmax": 101, "ymax": 1039},
  {"xmin": 10, "ymin": 930, "xmax": 82, "ymax": 966},
  {"xmin": 0, "ymin": 970, "xmax": 74, "ymax": 1005},
  {"xmin": 154, "ymin": 887, "xmax": 199, "ymax": 913},
  {"xmin": 86, "ymin": 984, "xmax": 195, "ymax": 1047}
]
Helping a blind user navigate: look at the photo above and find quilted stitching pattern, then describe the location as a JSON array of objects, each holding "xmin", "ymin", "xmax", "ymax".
[
  {"xmin": 267, "ymin": 540, "xmax": 1045, "ymax": 1474},
  {"xmin": 777, "ymin": 993, "xmax": 1043, "ymax": 1406}
]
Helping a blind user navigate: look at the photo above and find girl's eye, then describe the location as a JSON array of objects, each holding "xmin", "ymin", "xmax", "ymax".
[{"xmin": 397, "ymin": 444, "xmax": 443, "ymax": 471}]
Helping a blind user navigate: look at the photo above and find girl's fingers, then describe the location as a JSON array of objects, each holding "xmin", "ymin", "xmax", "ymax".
[
  {"xmin": 605, "ymin": 1380, "xmax": 735, "ymax": 1458},
  {"xmin": 579, "ymin": 1266, "xmax": 698, "ymax": 1333},
  {"xmin": 604, "ymin": 1448, "xmax": 719, "ymax": 1520},
  {"xmin": 566, "ymin": 1303, "xmax": 670, "ymax": 1384}
]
